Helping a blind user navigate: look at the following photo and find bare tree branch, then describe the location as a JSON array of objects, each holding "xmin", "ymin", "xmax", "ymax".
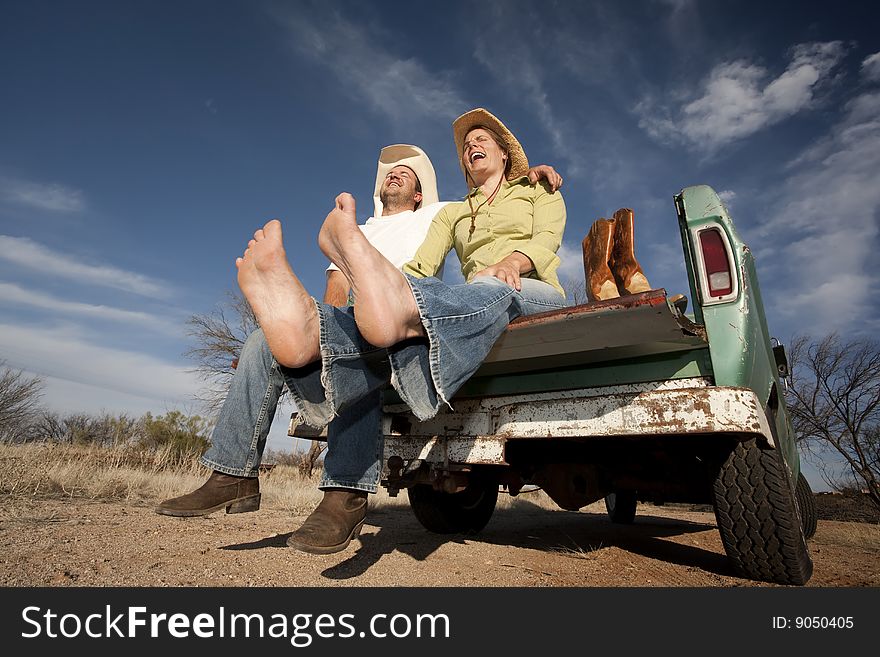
[
  {"xmin": 0, "ymin": 361, "xmax": 44, "ymax": 441},
  {"xmin": 786, "ymin": 333, "xmax": 880, "ymax": 509},
  {"xmin": 184, "ymin": 291, "xmax": 259, "ymax": 415},
  {"xmin": 561, "ymin": 275, "xmax": 588, "ymax": 306}
]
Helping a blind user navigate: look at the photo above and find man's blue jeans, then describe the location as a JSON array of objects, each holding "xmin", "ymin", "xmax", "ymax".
[
  {"xmin": 201, "ymin": 275, "xmax": 567, "ymax": 493},
  {"xmin": 200, "ymin": 327, "xmax": 384, "ymax": 491}
]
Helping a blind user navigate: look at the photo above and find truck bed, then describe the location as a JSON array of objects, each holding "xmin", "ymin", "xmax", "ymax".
[
  {"xmin": 290, "ymin": 289, "xmax": 711, "ymax": 438},
  {"xmin": 475, "ymin": 289, "xmax": 706, "ymax": 376}
]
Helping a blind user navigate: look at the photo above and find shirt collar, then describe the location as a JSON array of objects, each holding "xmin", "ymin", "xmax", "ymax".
[{"xmin": 466, "ymin": 175, "xmax": 526, "ymax": 199}]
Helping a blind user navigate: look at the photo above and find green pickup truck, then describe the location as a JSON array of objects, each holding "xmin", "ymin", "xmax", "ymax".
[{"xmin": 291, "ymin": 184, "xmax": 815, "ymax": 585}]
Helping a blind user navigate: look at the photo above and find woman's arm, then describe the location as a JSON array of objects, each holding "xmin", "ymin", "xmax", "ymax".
[
  {"xmin": 403, "ymin": 205, "xmax": 456, "ymax": 279},
  {"xmin": 512, "ymin": 184, "xmax": 566, "ymax": 281},
  {"xmin": 473, "ymin": 252, "xmax": 534, "ymax": 291}
]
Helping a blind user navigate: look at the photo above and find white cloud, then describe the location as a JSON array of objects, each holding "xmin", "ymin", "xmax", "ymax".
[
  {"xmin": 0, "ymin": 235, "xmax": 169, "ymax": 299},
  {"xmin": 755, "ymin": 91, "xmax": 880, "ymax": 334},
  {"xmin": 0, "ymin": 281, "xmax": 183, "ymax": 335},
  {"xmin": 718, "ymin": 190, "xmax": 737, "ymax": 205},
  {"xmin": 638, "ymin": 41, "xmax": 846, "ymax": 152},
  {"xmin": 32, "ymin": 374, "xmax": 195, "ymax": 420},
  {"xmin": 0, "ymin": 176, "xmax": 85, "ymax": 212},
  {"xmin": 0, "ymin": 322, "xmax": 200, "ymax": 404},
  {"xmin": 861, "ymin": 52, "xmax": 880, "ymax": 82},
  {"xmin": 275, "ymin": 11, "xmax": 467, "ymax": 123},
  {"xmin": 556, "ymin": 241, "xmax": 585, "ymax": 286}
]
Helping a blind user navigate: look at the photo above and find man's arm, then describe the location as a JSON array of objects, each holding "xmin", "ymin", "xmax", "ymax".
[
  {"xmin": 323, "ymin": 270, "xmax": 350, "ymax": 306},
  {"xmin": 527, "ymin": 164, "xmax": 563, "ymax": 192}
]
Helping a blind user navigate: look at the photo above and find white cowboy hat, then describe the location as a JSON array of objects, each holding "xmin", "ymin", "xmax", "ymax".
[{"xmin": 373, "ymin": 144, "xmax": 439, "ymax": 218}]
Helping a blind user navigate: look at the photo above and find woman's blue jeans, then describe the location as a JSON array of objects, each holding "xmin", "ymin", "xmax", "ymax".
[{"xmin": 201, "ymin": 275, "xmax": 567, "ymax": 493}]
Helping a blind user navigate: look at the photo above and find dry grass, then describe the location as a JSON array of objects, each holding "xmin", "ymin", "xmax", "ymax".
[
  {"xmin": 815, "ymin": 521, "xmax": 880, "ymax": 550},
  {"xmin": 0, "ymin": 442, "xmax": 569, "ymax": 515}
]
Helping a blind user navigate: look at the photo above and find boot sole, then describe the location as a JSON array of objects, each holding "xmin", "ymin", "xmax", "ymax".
[
  {"xmin": 154, "ymin": 493, "xmax": 261, "ymax": 517},
  {"xmin": 286, "ymin": 518, "xmax": 366, "ymax": 555}
]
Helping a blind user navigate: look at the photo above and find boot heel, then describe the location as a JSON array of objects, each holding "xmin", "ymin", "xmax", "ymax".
[
  {"xmin": 227, "ymin": 494, "xmax": 261, "ymax": 514},
  {"xmin": 351, "ymin": 518, "xmax": 366, "ymax": 539}
]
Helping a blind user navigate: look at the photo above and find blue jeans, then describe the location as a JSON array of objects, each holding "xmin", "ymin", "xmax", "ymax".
[
  {"xmin": 202, "ymin": 275, "xmax": 567, "ymax": 492},
  {"xmin": 200, "ymin": 328, "xmax": 384, "ymax": 492},
  {"xmin": 286, "ymin": 275, "xmax": 568, "ymax": 425}
]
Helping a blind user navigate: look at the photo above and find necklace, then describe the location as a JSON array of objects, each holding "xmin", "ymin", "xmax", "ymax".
[{"xmin": 466, "ymin": 176, "xmax": 504, "ymax": 242}]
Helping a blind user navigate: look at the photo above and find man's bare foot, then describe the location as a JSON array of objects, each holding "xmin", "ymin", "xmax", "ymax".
[
  {"xmin": 318, "ymin": 193, "xmax": 425, "ymax": 347},
  {"xmin": 236, "ymin": 219, "xmax": 320, "ymax": 368}
]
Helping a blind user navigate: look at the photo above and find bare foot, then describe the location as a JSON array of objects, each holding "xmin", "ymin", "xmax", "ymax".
[
  {"xmin": 236, "ymin": 219, "xmax": 320, "ymax": 368},
  {"xmin": 318, "ymin": 193, "xmax": 425, "ymax": 347}
]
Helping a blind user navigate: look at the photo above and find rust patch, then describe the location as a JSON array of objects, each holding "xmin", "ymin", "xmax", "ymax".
[
  {"xmin": 690, "ymin": 396, "xmax": 712, "ymax": 416},
  {"xmin": 506, "ymin": 289, "xmax": 669, "ymax": 330}
]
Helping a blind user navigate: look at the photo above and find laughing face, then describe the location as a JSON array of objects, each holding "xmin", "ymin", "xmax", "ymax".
[
  {"xmin": 379, "ymin": 165, "xmax": 422, "ymax": 212},
  {"xmin": 461, "ymin": 127, "xmax": 508, "ymax": 181}
]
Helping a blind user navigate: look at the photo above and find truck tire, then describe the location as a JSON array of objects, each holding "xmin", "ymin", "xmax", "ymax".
[
  {"xmin": 604, "ymin": 491, "xmax": 637, "ymax": 524},
  {"xmin": 408, "ymin": 477, "xmax": 498, "ymax": 535},
  {"xmin": 712, "ymin": 438, "xmax": 813, "ymax": 585},
  {"xmin": 795, "ymin": 471, "xmax": 818, "ymax": 540}
]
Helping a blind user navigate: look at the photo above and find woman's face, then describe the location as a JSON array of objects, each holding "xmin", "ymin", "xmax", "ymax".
[{"xmin": 462, "ymin": 128, "xmax": 507, "ymax": 179}]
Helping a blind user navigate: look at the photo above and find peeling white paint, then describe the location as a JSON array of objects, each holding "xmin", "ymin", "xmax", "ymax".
[{"xmin": 383, "ymin": 385, "xmax": 775, "ymax": 466}]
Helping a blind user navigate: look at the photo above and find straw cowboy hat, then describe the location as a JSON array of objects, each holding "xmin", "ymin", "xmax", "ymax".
[
  {"xmin": 373, "ymin": 144, "xmax": 439, "ymax": 218},
  {"xmin": 452, "ymin": 107, "xmax": 530, "ymax": 181}
]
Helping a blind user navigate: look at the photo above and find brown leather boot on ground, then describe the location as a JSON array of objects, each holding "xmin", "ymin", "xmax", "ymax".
[
  {"xmin": 609, "ymin": 208, "xmax": 651, "ymax": 295},
  {"xmin": 155, "ymin": 471, "xmax": 260, "ymax": 517},
  {"xmin": 286, "ymin": 489, "xmax": 368, "ymax": 555},
  {"xmin": 582, "ymin": 218, "xmax": 620, "ymax": 302}
]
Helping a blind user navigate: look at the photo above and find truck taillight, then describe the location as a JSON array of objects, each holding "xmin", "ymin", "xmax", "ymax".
[{"xmin": 699, "ymin": 228, "xmax": 733, "ymax": 297}]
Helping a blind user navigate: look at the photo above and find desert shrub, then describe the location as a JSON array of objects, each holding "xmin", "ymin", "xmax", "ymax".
[
  {"xmin": 26, "ymin": 411, "xmax": 140, "ymax": 446},
  {"xmin": 138, "ymin": 411, "xmax": 211, "ymax": 461}
]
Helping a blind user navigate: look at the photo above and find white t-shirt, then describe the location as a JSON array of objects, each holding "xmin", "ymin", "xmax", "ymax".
[{"xmin": 327, "ymin": 201, "xmax": 449, "ymax": 275}]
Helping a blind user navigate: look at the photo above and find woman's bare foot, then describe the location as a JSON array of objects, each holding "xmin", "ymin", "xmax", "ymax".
[
  {"xmin": 236, "ymin": 219, "xmax": 320, "ymax": 368},
  {"xmin": 318, "ymin": 193, "xmax": 425, "ymax": 347}
]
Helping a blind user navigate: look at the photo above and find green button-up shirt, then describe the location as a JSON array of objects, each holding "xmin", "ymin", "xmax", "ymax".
[{"xmin": 403, "ymin": 177, "xmax": 566, "ymax": 296}]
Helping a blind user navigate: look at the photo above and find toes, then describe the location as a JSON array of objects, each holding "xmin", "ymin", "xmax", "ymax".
[
  {"xmin": 264, "ymin": 219, "xmax": 282, "ymax": 237},
  {"xmin": 253, "ymin": 229, "xmax": 264, "ymax": 241},
  {"xmin": 337, "ymin": 192, "xmax": 356, "ymax": 215}
]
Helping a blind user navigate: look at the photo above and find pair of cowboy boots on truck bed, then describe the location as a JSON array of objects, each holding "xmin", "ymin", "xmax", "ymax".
[{"xmin": 582, "ymin": 208, "xmax": 651, "ymax": 302}]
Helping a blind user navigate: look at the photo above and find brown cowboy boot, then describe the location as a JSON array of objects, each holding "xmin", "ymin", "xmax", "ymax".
[
  {"xmin": 155, "ymin": 471, "xmax": 260, "ymax": 517},
  {"xmin": 582, "ymin": 218, "xmax": 620, "ymax": 302},
  {"xmin": 287, "ymin": 489, "xmax": 368, "ymax": 554},
  {"xmin": 609, "ymin": 208, "xmax": 651, "ymax": 295}
]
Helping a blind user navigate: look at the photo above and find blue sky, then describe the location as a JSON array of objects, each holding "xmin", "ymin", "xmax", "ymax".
[{"xmin": 1, "ymin": 0, "xmax": 878, "ymax": 484}]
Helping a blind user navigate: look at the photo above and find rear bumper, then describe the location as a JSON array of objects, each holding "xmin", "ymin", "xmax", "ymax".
[{"xmin": 382, "ymin": 383, "xmax": 774, "ymax": 466}]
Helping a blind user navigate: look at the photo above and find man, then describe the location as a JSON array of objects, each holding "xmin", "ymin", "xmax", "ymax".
[
  {"xmin": 156, "ymin": 144, "xmax": 561, "ymax": 555},
  {"xmin": 323, "ymin": 144, "xmax": 450, "ymax": 306}
]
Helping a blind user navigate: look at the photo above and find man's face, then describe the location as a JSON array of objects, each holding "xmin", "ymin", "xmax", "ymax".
[
  {"xmin": 462, "ymin": 128, "xmax": 507, "ymax": 178},
  {"xmin": 379, "ymin": 165, "xmax": 422, "ymax": 210}
]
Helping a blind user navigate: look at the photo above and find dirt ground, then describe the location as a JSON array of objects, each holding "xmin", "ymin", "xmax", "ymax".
[{"xmin": 1, "ymin": 496, "xmax": 877, "ymax": 587}]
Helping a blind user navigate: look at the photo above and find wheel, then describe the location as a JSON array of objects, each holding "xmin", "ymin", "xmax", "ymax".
[
  {"xmin": 796, "ymin": 471, "xmax": 818, "ymax": 539},
  {"xmin": 712, "ymin": 438, "xmax": 813, "ymax": 585},
  {"xmin": 407, "ymin": 476, "xmax": 498, "ymax": 535},
  {"xmin": 604, "ymin": 491, "xmax": 637, "ymax": 524}
]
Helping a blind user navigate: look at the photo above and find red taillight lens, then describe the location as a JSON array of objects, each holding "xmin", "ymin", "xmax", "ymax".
[{"xmin": 699, "ymin": 229, "xmax": 733, "ymax": 297}]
